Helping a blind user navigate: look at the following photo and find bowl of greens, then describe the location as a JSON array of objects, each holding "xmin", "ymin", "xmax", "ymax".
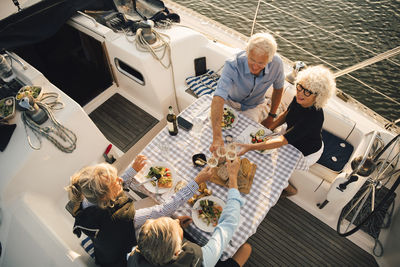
[{"xmin": 0, "ymin": 97, "xmax": 16, "ymax": 121}]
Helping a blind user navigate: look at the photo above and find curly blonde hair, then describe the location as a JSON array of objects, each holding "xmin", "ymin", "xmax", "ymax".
[
  {"xmin": 246, "ymin": 32, "xmax": 277, "ymax": 63},
  {"xmin": 66, "ymin": 163, "xmax": 120, "ymax": 209},
  {"xmin": 295, "ymin": 65, "xmax": 336, "ymax": 109}
]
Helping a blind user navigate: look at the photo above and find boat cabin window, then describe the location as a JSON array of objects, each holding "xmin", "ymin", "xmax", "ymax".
[
  {"xmin": 13, "ymin": 24, "xmax": 113, "ymax": 106},
  {"xmin": 114, "ymin": 58, "xmax": 145, "ymax": 85}
]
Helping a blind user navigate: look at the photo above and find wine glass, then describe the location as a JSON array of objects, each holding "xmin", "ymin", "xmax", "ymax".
[
  {"xmin": 207, "ymin": 156, "xmax": 219, "ymax": 168},
  {"xmin": 216, "ymin": 146, "xmax": 227, "ymax": 158},
  {"xmin": 226, "ymin": 150, "xmax": 237, "ymax": 160},
  {"xmin": 226, "ymin": 143, "xmax": 237, "ymax": 160},
  {"xmin": 191, "ymin": 117, "xmax": 203, "ymax": 136}
]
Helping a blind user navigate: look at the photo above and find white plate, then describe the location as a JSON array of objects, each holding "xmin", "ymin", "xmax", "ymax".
[
  {"xmin": 239, "ymin": 125, "xmax": 275, "ymax": 154},
  {"xmin": 142, "ymin": 161, "xmax": 177, "ymax": 194},
  {"xmin": 192, "ymin": 196, "xmax": 225, "ymax": 232},
  {"xmin": 208, "ymin": 105, "xmax": 239, "ymax": 130}
]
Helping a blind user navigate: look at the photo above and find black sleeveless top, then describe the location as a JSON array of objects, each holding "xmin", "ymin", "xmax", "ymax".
[{"xmin": 284, "ymin": 97, "xmax": 324, "ymax": 156}]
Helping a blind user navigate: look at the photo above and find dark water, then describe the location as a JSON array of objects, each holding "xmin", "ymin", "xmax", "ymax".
[{"xmin": 173, "ymin": 0, "xmax": 400, "ymax": 122}]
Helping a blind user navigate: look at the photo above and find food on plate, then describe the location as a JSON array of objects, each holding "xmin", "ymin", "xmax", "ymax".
[
  {"xmin": 195, "ymin": 159, "xmax": 206, "ymax": 166},
  {"xmin": 198, "ymin": 199, "xmax": 223, "ymax": 226},
  {"xmin": 250, "ymin": 129, "xmax": 270, "ymax": 152},
  {"xmin": 146, "ymin": 166, "xmax": 173, "ymax": 188},
  {"xmin": 16, "ymin": 86, "xmax": 42, "ymax": 100},
  {"xmin": 221, "ymin": 107, "xmax": 235, "ymax": 129},
  {"xmin": 0, "ymin": 98, "xmax": 14, "ymax": 120},
  {"xmin": 188, "ymin": 183, "xmax": 212, "ymax": 205},
  {"xmin": 174, "ymin": 180, "xmax": 187, "ymax": 192}
]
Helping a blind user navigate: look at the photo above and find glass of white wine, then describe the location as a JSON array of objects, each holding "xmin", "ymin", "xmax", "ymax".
[
  {"xmin": 207, "ymin": 156, "xmax": 219, "ymax": 168},
  {"xmin": 226, "ymin": 148, "xmax": 237, "ymax": 160},
  {"xmin": 216, "ymin": 146, "xmax": 227, "ymax": 158}
]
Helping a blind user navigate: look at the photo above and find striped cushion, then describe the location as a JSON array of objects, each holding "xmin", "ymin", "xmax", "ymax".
[
  {"xmin": 81, "ymin": 236, "xmax": 95, "ymax": 259},
  {"xmin": 185, "ymin": 70, "xmax": 220, "ymax": 97}
]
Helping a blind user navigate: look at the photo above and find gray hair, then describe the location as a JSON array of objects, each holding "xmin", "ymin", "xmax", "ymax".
[
  {"xmin": 137, "ymin": 217, "xmax": 182, "ymax": 266},
  {"xmin": 295, "ymin": 65, "xmax": 336, "ymax": 109},
  {"xmin": 66, "ymin": 163, "xmax": 119, "ymax": 209},
  {"xmin": 246, "ymin": 32, "xmax": 277, "ymax": 63}
]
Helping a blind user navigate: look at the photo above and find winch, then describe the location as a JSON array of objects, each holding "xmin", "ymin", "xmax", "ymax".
[{"xmin": 16, "ymin": 86, "xmax": 48, "ymax": 124}]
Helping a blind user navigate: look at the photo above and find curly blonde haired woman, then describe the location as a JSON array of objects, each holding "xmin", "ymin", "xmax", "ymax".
[
  {"xmin": 238, "ymin": 65, "xmax": 336, "ymax": 196},
  {"xmin": 66, "ymin": 155, "xmax": 212, "ymax": 266}
]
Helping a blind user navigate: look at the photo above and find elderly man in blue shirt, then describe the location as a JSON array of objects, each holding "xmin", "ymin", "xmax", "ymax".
[{"xmin": 210, "ymin": 33, "xmax": 285, "ymax": 152}]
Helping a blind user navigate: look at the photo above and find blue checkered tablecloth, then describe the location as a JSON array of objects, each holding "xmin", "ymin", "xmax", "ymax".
[{"xmin": 133, "ymin": 94, "xmax": 308, "ymax": 260}]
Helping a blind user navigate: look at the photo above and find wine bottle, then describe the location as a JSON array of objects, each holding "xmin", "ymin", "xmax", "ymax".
[{"xmin": 167, "ymin": 106, "xmax": 178, "ymax": 136}]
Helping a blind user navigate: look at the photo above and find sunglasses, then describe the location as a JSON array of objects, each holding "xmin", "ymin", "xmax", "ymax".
[{"xmin": 296, "ymin": 83, "xmax": 316, "ymax": 97}]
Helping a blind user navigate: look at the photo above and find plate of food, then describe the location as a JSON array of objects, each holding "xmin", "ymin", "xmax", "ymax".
[
  {"xmin": 221, "ymin": 105, "xmax": 238, "ymax": 130},
  {"xmin": 209, "ymin": 105, "xmax": 238, "ymax": 130},
  {"xmin": 16, "ymin": 86, "xmax": 43, "ymax": 100},
  {"xmin": 0, "ymin": 97, "xmax": 15, "ymax": 121},
  {"xmin": 192, "ymin": 196, "xmax": 225, "ymax": 232},
  {"xmin": 240, "ymin": 126, "xmax": 275, "ymax": 154},
  {"xmin": 142, "ymin": 162, "xmax": 177, "ymax": 194}
]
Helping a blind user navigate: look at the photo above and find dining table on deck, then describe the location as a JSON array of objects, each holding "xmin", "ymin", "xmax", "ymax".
[{"xmin": 129, "ymin": 94, "xmax": 309, "ymax": 261}]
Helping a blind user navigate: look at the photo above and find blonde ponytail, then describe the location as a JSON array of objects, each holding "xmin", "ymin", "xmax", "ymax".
[{"xmin": 66, "ymin": 163, "xmax": 119, "ymax": 209}]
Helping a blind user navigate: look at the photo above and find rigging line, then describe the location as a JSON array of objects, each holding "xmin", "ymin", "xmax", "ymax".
[
  {"xmin": 194, "ymin": 0, "xmax": 400, "ymax": 106},
  {"xmin": 250, "ymin": 0, "xmax": 262, "ymax": 37},
  {"xmin": 193, "ymin": 0, "xmax": 399, "ymax": 106},
  {"xmin": 195, "ymin": 0, "xmax": 341, "ymax": 69},
  {"xmin": 260, "ymin": 0, "xmax": 400, "ymax": 68},
  {"xmin": 345, "ymin": 73, "xmax": 400, "ymax": 106},
  {"xmin": 334, "ymin": 46, "xmax": 400, "ymax": 77}
]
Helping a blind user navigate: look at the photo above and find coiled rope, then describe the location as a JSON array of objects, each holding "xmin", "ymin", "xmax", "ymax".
[
  {"xmin": 21, "ymin": 93, "xmax": 77, "ymax": 153},
  {"xmin": 132, "ymin": 27, "xmax": 180, "ymax": 112}
]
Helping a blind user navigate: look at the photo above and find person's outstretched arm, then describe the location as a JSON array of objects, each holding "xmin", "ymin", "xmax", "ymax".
[
  {"xmin": 134, "ymin": 167, "xmax": 212, "ymax": 231},
  {"xmin": 210, "ymin": 96, "xmax": 225, "ymax": 153},
  {"xmin": 201, "ymin": 158, "xmax": 244, "ymax": 267}
]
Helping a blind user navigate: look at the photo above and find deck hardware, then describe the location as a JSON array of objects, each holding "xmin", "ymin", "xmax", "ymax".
[
  {"xmin": 103, "ymin": 144, "xmax": 116, "ymax": 164},
  {"xmin": 337, "ymin": 175, "xmax": 358, "ymax": 192}
]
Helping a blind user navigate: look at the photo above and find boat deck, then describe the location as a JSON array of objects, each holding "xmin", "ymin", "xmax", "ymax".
[
  {"xmin": 89, "ymin": 93, "xmax": 159, "ymax": 152},
  {"xmin": 246, "ymin": 197, "xmax": 377, "ymax": 266}
]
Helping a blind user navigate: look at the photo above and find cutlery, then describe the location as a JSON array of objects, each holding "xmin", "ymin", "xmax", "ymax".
[
  {"xmin": 155, "ymin": 179, "xmax": 159, "ymax": 195},
  {"xmin": 129, "ymin": 176, "xmax": 158, "ymax": 189},
  {"xmin": 175, "ymin": 208, "xmax": 200, "ymax": 212}
]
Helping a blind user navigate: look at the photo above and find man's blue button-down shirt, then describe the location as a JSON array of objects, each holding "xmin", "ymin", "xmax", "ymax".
[{"xmin": 214, "ymin": 51, "xmax": 285, "ymax": 111}]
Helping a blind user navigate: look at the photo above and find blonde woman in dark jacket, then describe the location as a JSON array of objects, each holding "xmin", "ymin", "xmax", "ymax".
[{"xmin": 66, "ymin": 155, "xmax": 212, "ymax": 267}]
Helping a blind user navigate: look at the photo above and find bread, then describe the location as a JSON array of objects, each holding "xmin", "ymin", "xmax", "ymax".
[{"xmin": 240, "ymin": 158, "xmax": 251, "ymax": 178}]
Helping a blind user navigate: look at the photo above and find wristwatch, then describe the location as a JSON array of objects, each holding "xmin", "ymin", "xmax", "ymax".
[{"xmin": 268, "ymin": 112, "xmax": 277, "ymax": 118}]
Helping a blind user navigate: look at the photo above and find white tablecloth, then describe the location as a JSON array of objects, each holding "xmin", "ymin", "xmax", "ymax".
[{"xmin": 133, "ymin": 94, "xmax": 308, "ymax": 260}]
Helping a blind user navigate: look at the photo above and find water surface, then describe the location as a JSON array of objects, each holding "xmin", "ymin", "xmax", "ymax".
[{"xmin": 173, "ymin": 0, "xmax": 400, "ymax": 121}]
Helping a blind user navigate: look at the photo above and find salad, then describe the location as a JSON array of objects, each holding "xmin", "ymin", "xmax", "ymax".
[
  {"xmin": 16, "ymin": 86, "xmax": 42, "ymax": 100},
  {"xmin": 146, "ymin": 166, "xmax": 173, "ymax": 188},
  {"xmin": 0, "ymin": 98, "xmax": 15, "ymax": 120},
  {"xmin": 198, "ymin": 199, "xmax": 223, "ymax": 226},
  {"xmin": 221, "ymin": 107, "xmax": 236, "ymax": 129},
  {"xmin": 250, "ymin": 129, "xmax": 269, "ymax": 153}
]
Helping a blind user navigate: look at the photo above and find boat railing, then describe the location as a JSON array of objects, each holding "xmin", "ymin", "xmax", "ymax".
[{"xmin": 174, "ymin": 0, "xmax": 400, "ymax": 131}]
